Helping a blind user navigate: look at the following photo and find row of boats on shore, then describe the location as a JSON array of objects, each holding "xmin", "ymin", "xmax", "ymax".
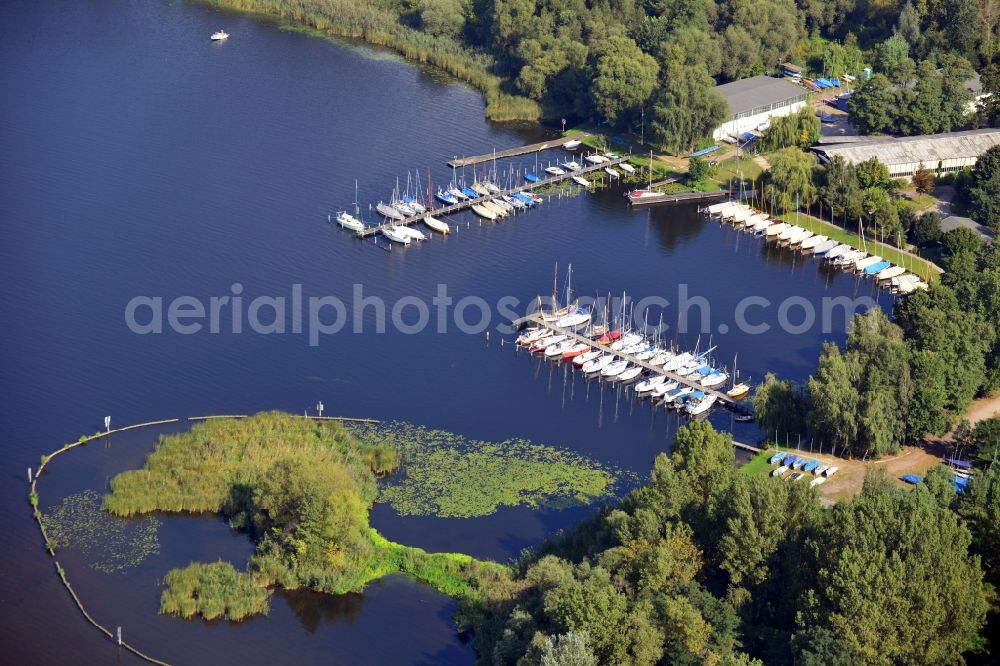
[
  {"xmin": 515, "ymin": 314, "xmax": 750, "ymax": 417},
  {"xmin": 703, "ymin": 201, "xmax": 930, "ymax": 294},
  {"xmin": 769, "ymin": 450, "xmax": 839, "ymax": 486},
  {"xmin": 332, "ymin": 150, "xmax": 636, "ymax": 245}
]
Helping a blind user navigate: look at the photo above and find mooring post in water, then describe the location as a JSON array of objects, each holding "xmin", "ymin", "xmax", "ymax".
[
  {"xmin": 116, "ymin": 626, "xmax": 121, "ymax": 646},
  {"xmin": 27, "ymin": 467, "xmax": 32, "ymax": 483}
]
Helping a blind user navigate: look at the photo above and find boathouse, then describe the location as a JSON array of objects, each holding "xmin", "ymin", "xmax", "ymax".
[
  {"xmin": 712, "ymin": 75, "xmax": 808, "ymax": 141},
  {"xmin": 811, "ymin": 128, "xmax": 1000, "ymax": 180}
]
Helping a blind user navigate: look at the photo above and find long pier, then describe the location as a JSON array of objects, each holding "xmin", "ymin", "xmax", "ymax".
[
  {"xmin": 358, "ymin": 155, "xmax": 630, "ymax": 238},
  {"xmin": 446, "ymin": 132, "xmax": 590, "ymax": 168},
  {"xmin": 629, "ymin": 189, "xmax": 730, "ymax": 207},
  {"xmin": 511, "ymin": 313, "xmax": 737, "ymax": 408}
]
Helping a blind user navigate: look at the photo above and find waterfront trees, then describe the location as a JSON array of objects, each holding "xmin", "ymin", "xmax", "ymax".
[
  {"xmin": 461, "ymin": 422, "xmax": 991, "ymax": 665},
  {"xmin": 967, "ymin": 145, "xmax": 1000, "ymax": 231}
]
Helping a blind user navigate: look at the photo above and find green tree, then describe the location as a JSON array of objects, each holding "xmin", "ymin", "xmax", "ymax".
[
  {"xmin": 819, "ymin": 155, "xmax": 863, "ymax": 222},
  {"xmin": 971, "ymin": 418, "xmax": 1000, "ymax": 464},
  {"xmin": 903, "ymin": 60, "xmax": 945, "ymax": 135},
  {"xmin": 687, "ymin": 155, "xmax": 713, "ymax": 184},
  {"xmin": 939, "ymin": 54, "xmax": 976, "ymax": 131},
  {"xmin": 807, "ymin": 342, "xmax": 860, "ymax": 456},
  {"xmin": 752, "ymin": 373, "xmax": 806, "ymax": 443},
  {"xmin": 760, "ymin": 107, "xmax": 820, "ymax": 152},
  {"xmin": 855, "ymin": 157, "xmax": 890, "ymax": 190},
  {"xmin": 419, "ymin": 0, "xmax": 465, "ymax": 39},
  {"xmin": 897, "ymin": 1, "xmax": 921, "ymax": 48},
  {"xmin": 848, "ymin": 73, "xmax": 896, "ymax": 134},
  {"xmin": 910, "ymin": 211, "xmax": 941, "ymax": 245},
  {"xmin": 960, "ymin": 469, "xmax": 1000, "ymax": 582},
  {"xmin": 968, "ymin": 145, "xmax": 1000, "ymax": 230},
  {"xmin": 906, "ymin": 349, "xmax": 952, "ymax": 437},
  {"xmin": 911, "ymin": 162, "xmax": 935, "ymax": 194},
  {"xmin": 649, "ymin": 61, "xmax": 728, "ymax": 153},
  {"xmin": 804, "ymin": 475, "xmax": 988, "ymax": 663},
  {"xmin": 874, "ymin": 34, "xmax": 911, "ymax": 79},
  {"xmin": 943, "ymin": 226, "xmax": 984, "ymax": 257},
  {"xmin": 590, "ymin": 36, "xmax": 659, "ymax": 124},
  {"xmin": 765, "ymin": 147, "xmax": 817, "ymax": 211},
  {"xmin": 538, "ymin": 631, "xmax": 599, "ymax": 666}
]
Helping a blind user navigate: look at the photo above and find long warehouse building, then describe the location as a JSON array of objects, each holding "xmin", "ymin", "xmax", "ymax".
[{"xmin": 812, "ymin": 128, "xmax": 1000, "ymax": 179}]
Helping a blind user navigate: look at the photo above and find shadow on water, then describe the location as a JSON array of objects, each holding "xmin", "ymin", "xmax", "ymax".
[{"xmin": 278, "ymin": 587, "xmax": 365, "ymax": 633}]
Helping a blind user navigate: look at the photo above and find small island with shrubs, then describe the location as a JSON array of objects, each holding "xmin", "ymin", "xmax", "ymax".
[{"xmin": 104, "ymin": 412, "xmax": 511, "ymax": 620}]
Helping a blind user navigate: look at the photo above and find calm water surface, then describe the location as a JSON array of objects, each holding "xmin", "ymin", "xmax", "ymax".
[{"xmin": 0, "ymin": 1, "xmax": 896, "ymax": 663}]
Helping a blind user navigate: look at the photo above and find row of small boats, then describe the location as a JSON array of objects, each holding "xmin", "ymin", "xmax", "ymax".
[
  {"xmin": 769, "ymin": 450, "xmax": 839, "ymax": 486},
  {"xmin": 516, "ymin": 322, "xmax": 749, "ymax": 416},
  {"xmin": 704, "ymin": 202, "xmax": 929, "ymax": 294}
]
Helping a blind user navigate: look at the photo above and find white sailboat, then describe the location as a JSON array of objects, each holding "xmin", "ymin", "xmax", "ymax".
[
  {"xmin": 381, "ymin": 226, "xmax": 411, "ymax": 245},
  {"xmin": 572, "ymin": 176, "xmax": 591, "ymax": 187},
  {"xmin": 618, "ymin": 365, "xmax": 643, "ymax": 382},
  {"xmin": 335, "ymin": 212, "xmax": 364, "ymax": 232},
  {"xmin": 397, "ymin": 226, "xmax": 427, "ymax": 242},
  {"xmin": 376, "ymin": 202, "xmax": 404, "ymax": 221},
  {"xmin": 471, "ymin": 204, "xmax": 497, "ymax": 220},
  {"xmin": 582, "ymin": 354, "xmax": 614, "ymax": 373},
  {"xmin": 584, "ymin": 154, "xmax": 606, "ymax": 164},
  {"xmin": 424, "ymin": 215, "xmax": 450, "ymax": 235},
  {"xmin": 544, "ymin": 166, "xmax": 566, "ymax": 176},
  {"xmin": 601, "ymin": 359, "xmax": 630, "ymax": 377},
  {"xmin": 686, "ymin": 394, "xmax": 717, "ymax": 416},
  {"xmin": 619, "ymin": 162, "xmax": 635, "ymax": 174},
  {"xmin": 563, "ymin": 139, "xmax": 582, "ymax": 150}
]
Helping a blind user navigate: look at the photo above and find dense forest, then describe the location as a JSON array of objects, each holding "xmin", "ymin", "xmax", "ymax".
[
  {"xmin": 216, "ymin": 0, "xmax": 1000, "ymax": 146},
  {"xmin": 458, "ymin": 420, "xmax": 996, "ymax": 665}
]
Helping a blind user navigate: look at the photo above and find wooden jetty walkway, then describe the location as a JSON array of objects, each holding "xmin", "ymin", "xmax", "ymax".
[
  {"xmin": 446, "ymin": 132, "xmax": 590, "ymax": 168},
  {"xmin": 358, "ymin": 155, "xmax": 630, "ymax": 239},
  {"xmin": 511, "ymin": 313, "xmax": 737, "ymax": 407},
  {"xmin": 629, "ymin": 189, "xmax": 730, "ymax": 208}
]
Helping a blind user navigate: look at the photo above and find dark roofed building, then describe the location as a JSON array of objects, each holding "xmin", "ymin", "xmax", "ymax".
[{"xmin": 713, "ymin": 75, "xmax": 808, "ymax": 140}]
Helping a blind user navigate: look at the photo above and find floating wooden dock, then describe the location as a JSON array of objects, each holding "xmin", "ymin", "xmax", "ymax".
[
  {"xmin": 629, "ymin": 189, "xmax": 730, "ymax": 207},
  {"xmin": 511, "ymin": 313, "xmax": 737, "ymax": 408},
  {"xmin": 358, "ymin": 155, "xmax": 630, "ymax": 238},
  {"xmin": 446, "ymin": 132, "xmax": 590, "ymax": 168}
]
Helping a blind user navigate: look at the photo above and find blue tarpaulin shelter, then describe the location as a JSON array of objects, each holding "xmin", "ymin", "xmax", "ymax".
[
  {"xmin": 687, "ymin": 145, "xmax": 720, "ymax": 158},
  {"xmin": 902, "ymin": 474, "xmax": 923, "ymax": 484}
]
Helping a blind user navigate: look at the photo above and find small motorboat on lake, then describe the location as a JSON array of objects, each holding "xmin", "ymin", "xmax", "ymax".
[{"xmin": 211, "ymin": 29, "xmax": 229, "ymax": 41}]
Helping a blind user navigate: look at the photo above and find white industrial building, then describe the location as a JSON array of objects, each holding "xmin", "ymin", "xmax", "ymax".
[
  {"xmin": 811, "ymin": 128, "xmax": 1000, "ymax": 179},
  {"xmin": 712, "ymin": 75, "xmax": 808, "ymax": 140}
]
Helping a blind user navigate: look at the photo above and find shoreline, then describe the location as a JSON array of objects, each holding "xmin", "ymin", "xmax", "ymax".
[{"xmin": 196, "ymin": 0, "xmax": 542, "ymax": 122}]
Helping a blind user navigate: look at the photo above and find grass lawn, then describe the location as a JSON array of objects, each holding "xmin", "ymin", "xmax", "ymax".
[
  {"xmin": 900, "ymin": 192, "xmax": 937, "ymax": 212},
  {"xmin": 739, "ymin": 450, "xmax": 775, "ymax": 477},
  {"xmin": 711, "ymin": 155, "xmax": 764, "ymax": 185}
]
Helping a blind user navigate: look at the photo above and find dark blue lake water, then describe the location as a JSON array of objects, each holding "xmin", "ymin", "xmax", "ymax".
[{"xmin": 0, "ymin": 0, "xmax": 896, "ymax": 663}]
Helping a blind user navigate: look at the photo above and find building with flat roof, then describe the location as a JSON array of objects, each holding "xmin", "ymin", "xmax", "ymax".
[
  {"xmin": 712, "ymin": 75, "xmax": 808, "ymax": 140},
  {"xmin": 811, "ymin": 128, "xmax": 1000, "ymax": 179}
]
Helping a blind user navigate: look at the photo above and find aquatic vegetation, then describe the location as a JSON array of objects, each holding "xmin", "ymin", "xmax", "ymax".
[
  {"xmin": 43, "ymin": 490, "xmax": 160, "ymax": 574},
  {"xmin": 161, "ymin": 561, "xmax": 270, "ymax": 621},
  {"xmin": 348, "ymin": 422, "xmax": 622, "ymax": 518},
  {"xmin": 104, "ymin": 412, "xmax": 510, "ymax": 621}
]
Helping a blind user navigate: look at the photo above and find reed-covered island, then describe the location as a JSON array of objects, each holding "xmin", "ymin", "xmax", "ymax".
[{"xmin": 105, "ymin": 413, "xmax": 512, "ymax": 620}]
